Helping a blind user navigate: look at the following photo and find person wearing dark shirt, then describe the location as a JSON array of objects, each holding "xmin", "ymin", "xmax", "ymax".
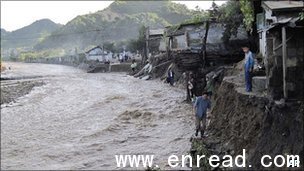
[
  {"xmin": 193, "ymin": 92, "xmax": 211, "ymax": 138},
  {"xmin": 167, "ymin": 68, "xmax": 174, "ymax": 86}
]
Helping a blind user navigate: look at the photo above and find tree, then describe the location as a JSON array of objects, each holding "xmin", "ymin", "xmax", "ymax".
[
  {"xmin": 126, "ymin": 39, "xmax": 139, "ymax": 53},
  {"xmin": 210, "ymin": 1, "xmax": 220, "ymax": 19},
  {"xmin": 185, "ymin": 6, "xmax": 209, "ymax": 24},
  {"xmin": 218, "ymin": 1, "xmax": 244, "ymax": 42},
  {"xmin": 239, "ymin": 0, "xmax": 255, "ymax": 33},
  {"xmin": 103, "ymin": 42, "xmax": 115, "ymax": 52},
  {"xmin": 126, "ymin": 25, "xmax": 146, "ymax": 53}
]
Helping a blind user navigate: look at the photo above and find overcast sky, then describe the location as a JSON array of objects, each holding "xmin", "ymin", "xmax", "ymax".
[{"xmin": 1, "ymin": 1, "xmax": 226, "ymax": 31}]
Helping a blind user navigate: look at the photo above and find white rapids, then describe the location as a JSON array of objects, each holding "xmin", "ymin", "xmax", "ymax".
[{"xmin": 1, "ymin": 62, "xmax": 194, "ymax": 170}]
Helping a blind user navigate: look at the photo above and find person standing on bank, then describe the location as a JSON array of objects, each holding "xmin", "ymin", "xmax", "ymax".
[
  {"xmin": 205, "ymin": 76, "xmax": 214, "ymax": 98},
  {"xmin": 167, "ymin": 67, "xmax": 175, "ymax": 86},
  {"xmin": 242, "ymin": 45, "xmax": 254, "ymax": 92},
  {"xmin": 188, "ymin": 77, "xmax": 195, "ymax": 100},
  {"xmin": 130, "ymin": 59, "xmax": 137, "ymax": 74},
  {"xmin": 193, "ymin": 92, "xmax": 211, "ymax": 138}
]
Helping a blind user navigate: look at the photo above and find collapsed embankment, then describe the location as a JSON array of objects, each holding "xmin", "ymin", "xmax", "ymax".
[
  {"xmin": 192, "ymin": 74, "xmax": 303, "ymax": 170},
  {"xmin": 1, "ymin": 79, "xmax": 44, "ymax": 105}
]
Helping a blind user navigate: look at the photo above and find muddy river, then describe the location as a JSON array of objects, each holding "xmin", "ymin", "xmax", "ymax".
[{"xmin": 1, "ymin": 62, "xmax": 193, "ymax": 170}]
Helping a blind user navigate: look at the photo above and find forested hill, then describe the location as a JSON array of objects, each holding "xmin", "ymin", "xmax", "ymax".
[
  {"xmin": 1, "ymin": 19, "xmax": 62, "ymax": 49},
  {"xmin": 34, "ymin": 1, "xmax": 193, "ymax": 51}
]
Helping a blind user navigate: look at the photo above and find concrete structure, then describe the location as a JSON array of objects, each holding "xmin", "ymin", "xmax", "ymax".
[{"xmin": 257, "ymin": 1, "xmax": 304, "ymax": 100}]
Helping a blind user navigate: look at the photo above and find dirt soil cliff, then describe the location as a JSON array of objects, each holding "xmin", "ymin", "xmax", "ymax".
[{"xmin": 200, "ymin": 73, "xmax": 303, "ymax": 170}]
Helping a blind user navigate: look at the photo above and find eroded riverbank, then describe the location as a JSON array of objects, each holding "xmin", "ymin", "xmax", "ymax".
[{"xmin": 1, "ymin": 62, "xmax": 194, "ymax": 170}]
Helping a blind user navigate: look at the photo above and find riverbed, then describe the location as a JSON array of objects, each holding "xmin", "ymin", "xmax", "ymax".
[{"xmin": 1, "ymin": 62, "xmax": 193, "ymax": 170}]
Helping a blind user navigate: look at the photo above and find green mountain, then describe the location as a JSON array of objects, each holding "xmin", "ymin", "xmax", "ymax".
[
  {"xmin": 1, "ymin": 29, "xmax": 8, "ymax": 37},
  {"xmin": 1, "ymin": 19, "xmax": 62, "ymax": 49},
  {"xmin": 35, "ymin": 1, "xmax": 193, "ymax": 51}
]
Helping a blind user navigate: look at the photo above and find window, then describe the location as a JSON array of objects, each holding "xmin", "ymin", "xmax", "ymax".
[{"xmin": 257, "ymin": 13, "xmax": 265, "ymax": 30}]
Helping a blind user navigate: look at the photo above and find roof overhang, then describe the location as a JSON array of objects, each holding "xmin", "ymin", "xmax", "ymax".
[{"xmin": 262, "ymin": 1, "xmax": 304, "ymax": 12}]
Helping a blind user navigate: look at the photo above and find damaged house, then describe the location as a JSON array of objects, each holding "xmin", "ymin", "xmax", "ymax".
[
  {"xmin": 166, "ymin": 21, "xmax": 248, "ymax": 71},
  {"xmin": 148, "ymin": 29, "xmax": 166, "ymax": 54},
  {"xmin": 165, "ymin": 20, "xmax": 248, "ymax": 97},
  {"xmin": 257, "ymin": 1, "xmax": 304, "ymax": 100}
]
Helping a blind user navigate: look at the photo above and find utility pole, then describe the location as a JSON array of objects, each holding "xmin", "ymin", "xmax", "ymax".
[
  {"xmin": 202, "ymin": 20, "xmax": 210, "ymax": 68},
  {"xmin": 282, "ymin": 26, "xmax": 287, "ymax": 99},
  {"xmin": 141, "ymin": 26, "xmax": 149, "ymax": 66},
  {"xmin": 145, "ymin": 26, "xmax": 149, "ymax": 62}
]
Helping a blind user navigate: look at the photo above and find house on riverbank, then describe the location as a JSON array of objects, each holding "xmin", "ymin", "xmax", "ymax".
[
  {"xmin": 163, "ymin": 20, "xmax": 248, "ymax": 98},
  {"xmin": 85, "ymin": 46, "xmax": 113, "ymax": 63},
  {"xmin": 165, "ymin": 21, "xmax": 248, "ymax": 71},
  {"xmin": 257, "ymin": 1, "xmax": 304, "ymax": 100}
]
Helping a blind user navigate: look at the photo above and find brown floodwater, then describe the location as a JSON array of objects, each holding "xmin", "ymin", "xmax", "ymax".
[{"xmin": 1, "ymin": 62, "xmax": 194, "ymax": 170}]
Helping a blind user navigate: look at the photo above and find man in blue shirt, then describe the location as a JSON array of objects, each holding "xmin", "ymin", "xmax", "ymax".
[
  {"xmin": 242, "ymin": 45, "xmax": 254, "ymax": 92},
  {"xmin": 193, "ymin": 92, "xmax": 211, "ymax": 138}
]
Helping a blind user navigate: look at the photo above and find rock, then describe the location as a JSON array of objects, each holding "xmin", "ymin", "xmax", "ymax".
[
  {"xmin": 252, "ymin": 76, "xmax": 266, "ymax": 92},
  {"xmin": 274, "ymin": 98, "xmax": 286, "ymax": 108}
]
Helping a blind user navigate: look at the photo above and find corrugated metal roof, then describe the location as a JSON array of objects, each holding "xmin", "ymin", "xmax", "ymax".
[
  {"xmin": 258, "ymin": 16, "xmax": 301, "ymax": 33},
  {"xmin": 263, "ymin": 1, "xmax": 304, "ymax": 11}
]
